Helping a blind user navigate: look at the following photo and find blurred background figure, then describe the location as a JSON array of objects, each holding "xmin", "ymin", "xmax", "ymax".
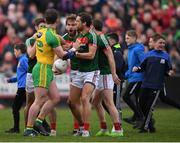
[{"xmin": 0, "ymin": 0, "xmax": 179, "ymax": 75}]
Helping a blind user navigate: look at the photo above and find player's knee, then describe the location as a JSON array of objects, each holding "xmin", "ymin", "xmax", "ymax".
[
  {"xmin": 34, "ymin": 96, "xmax": 47, "ymax": 107},
  {"xmin": 104, "ymin": 101, "xmax": 111, "ymax": 109},
  {"xmin": 81, "ymin": 96, "xmax": 89, "ymax": 105},
  {"xmin": 42, "ymin": 96, "xmax": 49, "ymax": 104}
]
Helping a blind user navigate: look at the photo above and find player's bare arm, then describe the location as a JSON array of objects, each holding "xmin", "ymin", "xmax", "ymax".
[
  {"xmin": 53, "ymin": 45, "xmax": 67, "ymax": 59},
  {"xmin": 103, "ymin": 47, "xmax": 120, "ymax": 85},
  {"xmin": 76, "ymin": 44, "xmax": 96, "ymax": 59}
]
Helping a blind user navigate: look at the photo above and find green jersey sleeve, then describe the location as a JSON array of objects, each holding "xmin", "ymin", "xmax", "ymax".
[
  {"xmin": 88, "ymin": 31, "xmax": 97, "ymax": 46},
  {"xmin": 46, "ymin": 29, "xmax": 60, "ymax": 48},
  {"xmin": 25, "ymin": 36, "xmax": 36, "ymax": 47},
  {"xmin": 100, "ymin": 34, "xmax": 110, "ymax": 49}
]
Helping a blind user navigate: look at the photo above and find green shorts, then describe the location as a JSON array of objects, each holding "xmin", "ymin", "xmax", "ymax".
[{"xmin": 32, "ymin": 62, "xmax": 54, "ymax": 89}]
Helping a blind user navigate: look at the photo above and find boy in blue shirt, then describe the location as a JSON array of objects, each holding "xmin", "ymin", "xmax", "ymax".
[
  {"xmin": 5, "ymin": 43, "xmax": 28, "ymax": 133},
  {"xmin": 123, "ymin": 30, "xmax": 144, "ymax": 124},
  {"xmin": 133, "ymin": 34, "xmax": 172, "ymax": 133}
]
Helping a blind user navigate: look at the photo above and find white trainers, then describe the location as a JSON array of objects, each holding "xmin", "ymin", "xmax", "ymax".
[
  {"xmin": 82, "ymin": 130, "xmax": 90, "ymax": 137},
  {"xmin": 50, "ymin": 130, "xmax": 56, "ymax": 136},
  {"xmin": 73, "ymin": 130, "xmax": 82, "ymax": 136},
  {"xmin": 110, "ymin": 128, "xmax": 124, "ymax": 137},
  {"xmin": 111, "ymin": 126, "xmax": 115, "ymax": 132},
  {"xmin": 111, "ymin": 126, "xmax": 123, "ymax": 133}
]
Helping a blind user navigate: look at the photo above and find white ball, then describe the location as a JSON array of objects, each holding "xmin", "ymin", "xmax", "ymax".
[{"xmin": 54, "ymin": 59, "xmax": 68, "ymax": 73}]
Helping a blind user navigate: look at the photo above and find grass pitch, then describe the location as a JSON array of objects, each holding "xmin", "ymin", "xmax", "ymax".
[{"xmin": 0, "ymin": 107, "xmax": 180, "ymax": 142}]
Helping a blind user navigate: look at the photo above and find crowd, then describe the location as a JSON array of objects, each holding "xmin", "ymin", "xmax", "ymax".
[{"xmin": 0, "ymin": 0, "xmax": 180, "ymax": 74}]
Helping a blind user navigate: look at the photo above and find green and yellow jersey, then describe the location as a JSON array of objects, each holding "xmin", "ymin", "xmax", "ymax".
[
  {"xmin": 35, "ymin": 27, "xmax": 60, "ymax": 65},
  {"xmin": 32, "ymin": 27, "xmax": 60, "ymax": 88}
]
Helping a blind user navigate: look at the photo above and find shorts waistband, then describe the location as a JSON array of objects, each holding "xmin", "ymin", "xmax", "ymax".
[{"xmin": 37, "ymin": 62, "xmax": 52, "ymax": 68}]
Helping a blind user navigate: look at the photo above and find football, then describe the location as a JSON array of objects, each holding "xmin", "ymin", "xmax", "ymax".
[{"xmin": 53, "ymin": 59, "xmax": 68, "ymax": 74}]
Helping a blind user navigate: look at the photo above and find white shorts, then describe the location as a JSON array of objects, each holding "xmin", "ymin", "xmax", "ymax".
[
  {"xmin": 70, "ymin": 70, "xmax": 78, "ymax": 85},
  {"xmin": 97, "ymin": 74, "xmax": 114, "ymax": 90},
  {"xmin": 72, "ymin": 70, "xmax": 100, "ymax": 89},
  {"xmin": 26, "ymin": 73, "xmax": 34, "ymax": 93}
]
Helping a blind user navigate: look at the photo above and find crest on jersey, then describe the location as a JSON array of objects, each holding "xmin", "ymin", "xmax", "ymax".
[
  {"xmin": 160, "ymin": 59, "xmax": 165, "ymax": 64},
  {"xmin": 36, "ymin": 32, "xmax": 43, "ymax": 38}
]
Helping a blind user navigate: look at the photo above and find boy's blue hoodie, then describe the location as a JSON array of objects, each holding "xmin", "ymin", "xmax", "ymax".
[
  {"xmin": 125, "ymin": 42, "xmax": 144, "ymax": 83},
  {"xmin": 8, "ymin": 54, "xmax": 28, "ymax": 88}
]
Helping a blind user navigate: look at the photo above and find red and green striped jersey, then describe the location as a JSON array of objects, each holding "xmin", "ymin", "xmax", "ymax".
[
  {"xmin": 76, "ymin": 30, "xmax": 99, "ymax": 72},
  {"xmin": 97, "ymin": 34, "xmax": 111, "ymax": 75}
]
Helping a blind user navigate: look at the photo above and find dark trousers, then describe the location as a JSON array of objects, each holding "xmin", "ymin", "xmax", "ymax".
[
  {"xmin": 139, "ymin": 88, "xmax": 160, "ymax": 130},
  {"xmin": 123, "ymin": 82, "xmax": 143, "ymax": 119},
  {"xmin": 159, "ymin": 84, "xmax": 180, "ymax": 110},
  {"xmin": 12, "ymin": 88, "xmax": 26, "ymax": 130},
  {"xmin": 113, "ymin": 83, "xmax": 123, "ymax": 123},
  {"xmin": 113, "ymin": 83, "xmax": 123, "ymax": 111}
]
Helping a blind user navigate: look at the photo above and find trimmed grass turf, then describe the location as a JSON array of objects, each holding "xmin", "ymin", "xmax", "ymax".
[{"xmin": 0, "ymin": 107, "xmax": 180, "ymax": 142}]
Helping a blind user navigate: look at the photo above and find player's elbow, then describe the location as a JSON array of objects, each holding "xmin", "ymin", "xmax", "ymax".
[{"xmin": 54, "ymin": 49, "xmax": 65, "ymax": 59}]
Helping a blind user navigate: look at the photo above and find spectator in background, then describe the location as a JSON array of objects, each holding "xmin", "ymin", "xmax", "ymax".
[
  {"xmin": 176, "ymin": 6, "xmax": 180, "ymax": 29},
  {"xmin": 25, "ymin": 3, "xmax": 38, "ymax": 25},
  {"xmin": 0, "ymin": 51, "xmax": 15, "ymax": 77},
  {"xmin": 2, "ymin": 27, "xmax": 21, "ymax": 55},
  {"xmin": 1, "ymin": 27, "xmax": 21, "ymax": 71},
  {"xmin": 7, "ymin": 3, "xmax": 17, "ymax": 23},
  {"xmin": 0, "ymin": 0, "xmax": 179, "ymax": 66},
  {"xmin": 105, "ymin": 12, "xmax": 122, "ymax": 33},
  {"xmin": 170, "ymin": 48, "xmax": 180, "ymax": 74},
  {"xmin": 0, "ymin": 25, "xmax": 9, "ymax": 56},
  {"xmin": 174, "ymin": 29, "xmax": 180, "ymax": 53}
]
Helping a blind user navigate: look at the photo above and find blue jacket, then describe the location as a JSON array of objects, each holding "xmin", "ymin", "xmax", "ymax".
[
  {"xmin": 8, "ymin": 54, "xmax": 28, "ymax": 88},
  {"xmin": 138, "ymin": 50, "xmax": 172, "ymax": 89},
  {"xmin": 125, "ymin": 42, "xmax": 144, "ymax": 83}
]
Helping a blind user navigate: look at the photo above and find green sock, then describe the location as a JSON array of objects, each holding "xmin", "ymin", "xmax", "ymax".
[
  {"xmin": 26, "ymin": 126, "xmax": 33, "ymax": 130},
  {"xmin": 36, "ymin": 118, "xmax": 43, "ymax": 124}
]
